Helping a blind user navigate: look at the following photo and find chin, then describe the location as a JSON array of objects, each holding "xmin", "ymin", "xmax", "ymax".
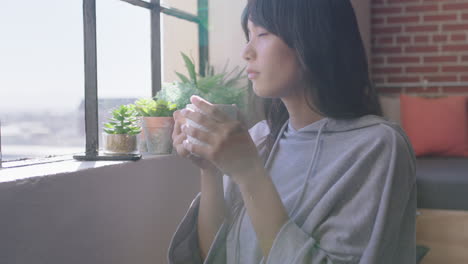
[{"xmin": 252, "ymin": 84, "xmax": 286, "ymax": 99}]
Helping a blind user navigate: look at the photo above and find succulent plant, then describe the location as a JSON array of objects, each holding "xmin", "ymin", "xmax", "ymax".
[
  {"xmin": 103, "ymin": 105, "xmax": 141, "ymax": 135},
  {"xmin": 134, "ymin": 98, "xmax": 177, "ymax": 117}
]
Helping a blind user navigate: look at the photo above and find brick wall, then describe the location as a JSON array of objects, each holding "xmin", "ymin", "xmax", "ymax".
[{"xmin": 371, "ymin": 0, "xmax": 468, "ymax": 95}]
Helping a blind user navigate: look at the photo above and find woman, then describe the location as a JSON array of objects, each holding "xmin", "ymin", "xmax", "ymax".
[{"xmin": 168, "ymin": 0, "xmax": 416, "ymax": 263}]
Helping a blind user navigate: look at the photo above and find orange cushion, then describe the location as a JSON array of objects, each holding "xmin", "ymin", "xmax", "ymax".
[{"xmin": 400, "ymin": 94, "xmax": 468, "ymax": 157}]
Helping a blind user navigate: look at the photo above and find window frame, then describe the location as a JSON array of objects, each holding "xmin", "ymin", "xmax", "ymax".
[{"xmin": 73, "ymin": 0, "xmax": 208, "ymax": 161}]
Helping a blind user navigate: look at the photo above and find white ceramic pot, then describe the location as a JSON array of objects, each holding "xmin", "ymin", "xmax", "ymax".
[{"xmin": 102, "ymin": 133, "xmax": 138, "ymax": 154}]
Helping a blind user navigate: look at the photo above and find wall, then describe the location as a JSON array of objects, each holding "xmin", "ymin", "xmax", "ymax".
[
  {"xmin": 371, "ymin": 0, "xmax": 468, "ymax": 95},
  {"xmin": 0, "ymin": 156, "xmax": 200, "ymax": 264}
]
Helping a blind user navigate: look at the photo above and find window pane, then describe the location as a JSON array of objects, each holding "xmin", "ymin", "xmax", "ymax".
[
  {"xmin": 0, "ymin": 1, "xmax": 85, "ymax": 161},
  {"xmin": 161, "ymin": 0, "xmax": 197, "ymax": 15},
  {"xmin": 162, "ymin": 14, "xmax": 199, "ymax": 83},
  {"xmin": 96, "ymin": 0, "xmax": 151, "ymax": 146}
]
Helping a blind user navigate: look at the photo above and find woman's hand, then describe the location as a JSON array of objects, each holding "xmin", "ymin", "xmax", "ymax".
[
  {"xmin": 180, "ymin": 96, "xmax": 264, "ymax": 184},
  {"xmin": 172, "ymin": 109, "xmax": 222, "ymax": 176}
]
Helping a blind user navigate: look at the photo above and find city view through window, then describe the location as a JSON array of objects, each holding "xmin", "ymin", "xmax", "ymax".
[{"xmin": 0, "ymin": 0, "xmax": 198, "ymax": 161}]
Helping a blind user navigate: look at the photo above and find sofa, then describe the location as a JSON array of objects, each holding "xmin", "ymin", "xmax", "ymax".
[{"xmin": 379, "ymin": 94, "xmax": 468, "ymax": 264}]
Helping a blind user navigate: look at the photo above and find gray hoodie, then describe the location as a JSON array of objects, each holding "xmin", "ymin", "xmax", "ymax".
[{"xmin": 168, "ymin": 114, "xmax": 416, "ymax": 264}]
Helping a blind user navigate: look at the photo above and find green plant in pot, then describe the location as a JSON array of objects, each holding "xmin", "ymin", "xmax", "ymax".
[
  {"xmin": 156, "ymin": 52, "xmax": 248, "ymax": 110},
  {"xmin": 134, "ymin": 98, "xmax": 177, "ymax": 154},
  {"xmin": 102, "ymin": 104, "xmax": 141, "ymax": 154}
]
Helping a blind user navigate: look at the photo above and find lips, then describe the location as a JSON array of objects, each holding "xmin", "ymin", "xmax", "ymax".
[{"xmin": 246, "ymin": 69, "xmax": 260, "ymax": 80}]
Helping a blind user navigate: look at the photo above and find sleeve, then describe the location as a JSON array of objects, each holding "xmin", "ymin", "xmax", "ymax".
[
  {"xmin": 168, "ymin": 120, "xmax": 270, "ymax": 264},
  {"xmin": 167, "ymin": 193, "xmax": 230, "ymax": 264},
  {"xmin": 265, "ymin": 125, "xmax": 417, "ymax": 264}
]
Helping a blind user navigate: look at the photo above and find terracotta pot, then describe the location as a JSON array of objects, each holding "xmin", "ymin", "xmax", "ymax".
[
  {"xmin": 142, "ymin": 117, "xmax": 175, "ymax": 154},
  {"xmin": 102, "ymin": 133, "xmax": 138, "ymax": 154}
]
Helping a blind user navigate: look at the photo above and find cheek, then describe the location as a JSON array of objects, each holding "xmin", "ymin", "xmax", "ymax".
[{"xmin": 254, "ymin": 55, "xmax": 303, "ymax": 98}]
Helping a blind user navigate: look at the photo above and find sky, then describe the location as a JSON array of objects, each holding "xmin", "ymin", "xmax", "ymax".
[{"xmin": 0, "ymin": 0, "xmax": 159, "ymax": 112}]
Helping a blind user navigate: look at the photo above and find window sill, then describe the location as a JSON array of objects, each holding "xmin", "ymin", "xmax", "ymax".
[{"xmin": 0, "ymin": 153, "xmax": 173, "ymax": 184}]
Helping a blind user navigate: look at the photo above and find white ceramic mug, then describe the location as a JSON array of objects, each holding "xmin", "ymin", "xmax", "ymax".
[{"xmin": 185, "ymin": 104, "xmax": 238, "ymax": 148}]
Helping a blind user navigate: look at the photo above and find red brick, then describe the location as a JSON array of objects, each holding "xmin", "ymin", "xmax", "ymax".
[
  {"xmin": 462, "ymin": 14, "xmax": 468, "ymax": 20},
  {"xmin": 414, "ymin": 35, "xmax": 429, "ymax": 43},
  {"xmin": 442, "ymin": 24, "xmax": 468, "ymax": 31},
  {"xmin": 388, "ymin": 76, "xmax": 420, "ymax": 83},
  {"xmin": 406, "ymin": 87, "xmax": 439, "ymax": 93},
  {"xmin": 372, "ymin": 7, "xmax": 403, "ymax": 15},
  {"xmin": 462, "ymin": 55, "xmax": 468, "ymax": 62},
  {"xmin": 406, "ymin": 66, "xmax": 439, "ymax": 73},
  {"xmin": 424, "ymin": 56, "xmax": 458, "ymax": 63},
  {"xmin": 424, "ymin": 14, "xmax": 457, "ymax": 22},
  {"xmin": 372, "ymin": 18, "xmax": 385, "ymax": 25},
  {"xmin": 443, "ymin": 87, "xmax": 468, "ymax": 93},
  {"xmin": 397, "ymin": 36, "xmax": 411, "ymax": 43},
  {"xmin": 372, "ymin": 46, "xmax": 403, "ymax": 54},
  {"xmin": 433, "ymin": 35, "xmax": 448, "ymax": 42},
  {"xmin": 451, "ymin": 34, "xmax": 466, "ymax": 41},
  {"xmin": 378, "ymin": 37, "xmax": 394, "ymax": 44},
  {"xmin": 442, "ymin": 45, "xmax": 468, "ymax": 52},
  {"xmin": 388, "ymin": 0, "xmax": 419, "ymax": 3},
  {"xmin": 372, "ymin": 57, "xmax": 385, "ymax": 65},
  {"xmin": 424, "ymin": 75, "xmax": 458, "ymax": 82},
  {"xmin": 443, "ymin": 3, "xmax": 468, "ymax": 11},
  {"xmin": 442, "ymin": 66, "xmax": 468, "ymax": 72},
  {"xmin": 406, "ymin": 25, "xmax": 438, "ymax": 33},
  {"xmin": 388, "ymin": 16, "xmax": 420, "ymax": 24},
  {"xmin": 372, "ymin": 26, "xmax": 403, "ymax": 34},
  {"xmin": 377, "ymin": 87, "xmax": 403, "ymax": 94},
  {"xmin": 406, "ymin": 5, "xmax": 438, "ymax": 13},
  {"xmin": 388, "ymin": 56, "xmax": 420, "ymax": 63},
  {"xmin": 405, "ymin": 46, "xmax": 438, "ymax": 53},
  {"xmin": 372, "ymin": 67, "xmax": 403, "ymax": 74},
  {"xmin": 461, "ymin": 75, "xmax": 468, "ymax": 81}
]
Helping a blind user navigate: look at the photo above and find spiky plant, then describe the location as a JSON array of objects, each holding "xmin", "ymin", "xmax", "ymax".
[{"xmin": 103, "ymin": 105, "xmax": 141, "ymax": 135}]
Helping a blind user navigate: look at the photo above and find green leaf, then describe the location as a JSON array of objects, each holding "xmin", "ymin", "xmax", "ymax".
[
  {"xmin": 181, "ymin": 52, "xmax": 197, "ymax": 86},
  {"xmin": 103, "ymin": 128, "xmax": 115, "ymax": 134},
  {"xmin": 175, "ymin": 72, "xmax": 191, "ymax": 84}
]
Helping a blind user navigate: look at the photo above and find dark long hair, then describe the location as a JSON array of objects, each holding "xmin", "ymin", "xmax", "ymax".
[{"xmin": 241, "ymin": 0, "xmax": 382, "ymax": 153}]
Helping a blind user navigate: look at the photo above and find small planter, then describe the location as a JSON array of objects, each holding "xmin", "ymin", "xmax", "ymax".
[
  {"xmin": 137, "ymin": 125, "xmax": 148, "ymax": 153},
  {"xmin": 102, "ymin": 133, "xmax": 138, "ymax": 155},
  {"xmin": 142, "ymin": 117, "xmax": 174, "ymax": 154}
]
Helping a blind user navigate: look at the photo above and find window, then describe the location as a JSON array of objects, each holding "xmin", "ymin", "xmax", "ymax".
[
  {"xmin": 0, "ymin": 1, "xmax": 85, "ymax": 162},
  {"xmin": 0, "ymin": 0, "xmax": 208, "ymax": 164}
]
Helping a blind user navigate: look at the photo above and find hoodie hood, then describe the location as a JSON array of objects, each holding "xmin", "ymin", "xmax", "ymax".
[{"xmin": 287, "ymin": 114, "xmax": 392, "ymax": 134}]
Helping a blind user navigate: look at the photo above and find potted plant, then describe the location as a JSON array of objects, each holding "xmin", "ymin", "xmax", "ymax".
[
  {"xmin": 134, "ymin": 98, "xmax": 177, "ymax": 154},
  {"xmin": 156, "ymin": 52, "xmax": 248, "ymax": 110},
  {"xmin": 102, "ymin": 104, "xmax": 141, "ymax": 155}
]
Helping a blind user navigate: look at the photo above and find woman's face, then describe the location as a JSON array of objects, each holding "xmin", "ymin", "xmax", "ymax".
[{"xmin": 242, "ymin": 20, "xmax": 305, "ymax": 98}]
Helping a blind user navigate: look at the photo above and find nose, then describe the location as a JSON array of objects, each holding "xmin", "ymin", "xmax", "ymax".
[{"xmin": 241, "ymin": 41, "xmax": 255, "ymax": 62}]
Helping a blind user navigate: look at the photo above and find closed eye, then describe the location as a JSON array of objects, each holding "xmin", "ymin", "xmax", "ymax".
[{"xmin": 258, "ymin": 33, "xmax": 268, "ymax": 37}]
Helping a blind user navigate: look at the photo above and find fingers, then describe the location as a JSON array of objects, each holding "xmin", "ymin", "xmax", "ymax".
[
  {"xmin": 173, "ymin": 132, "xmax": 190, "ymax": 157},
  {"xmin": 173, "ymin": 110, "xmax": 189, "ymax": 139},
  {"xmin": 182, "ymin": 123, "xmax": 215, "ymax": 145},
  {"xmin": 183, "ymin": 139, "xmax": 212, "ymax": 161},
  {"xmin": 190, "ymin": 96, "xmax": 230, "ymax": 123},
  {"xmin": 181, "ymin": 108, "xmax": 218, "ymax": 132}
]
